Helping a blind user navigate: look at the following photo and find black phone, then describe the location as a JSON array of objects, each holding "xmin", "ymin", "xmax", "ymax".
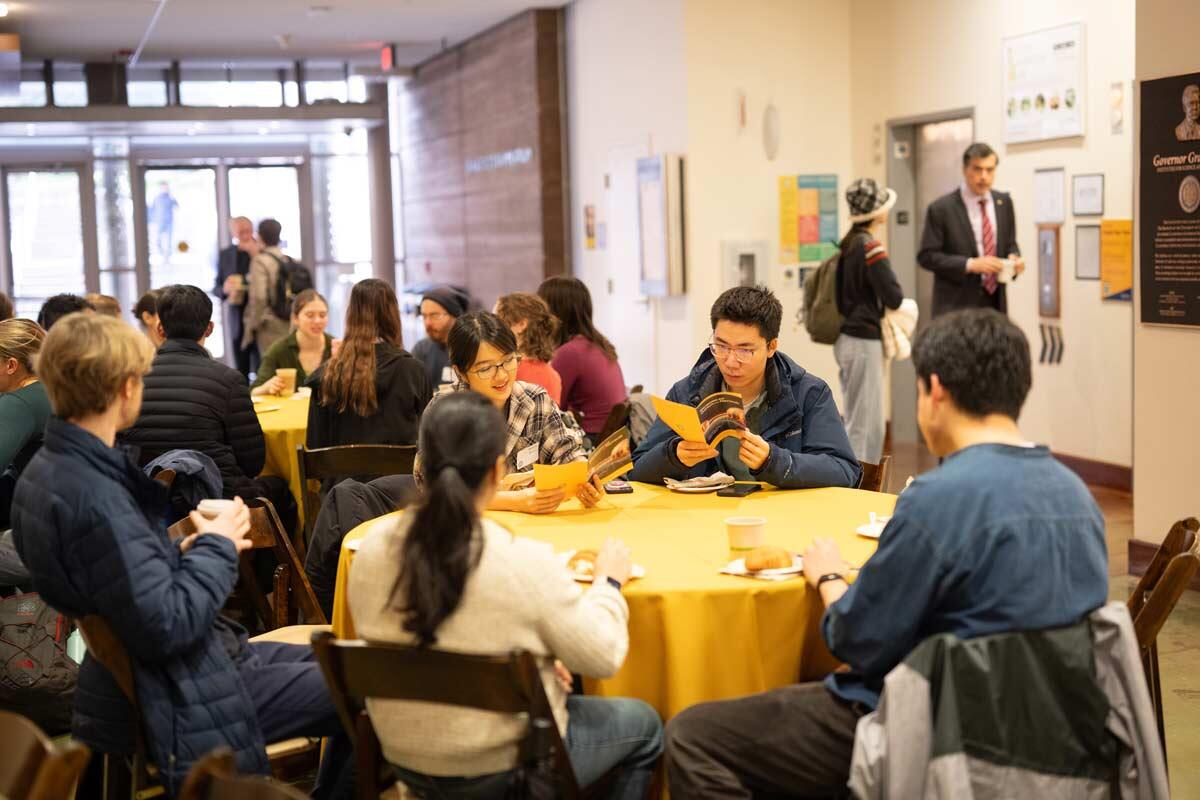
[
  {"xmin": 604, "ymin": 480, "xmax": 634, "ymax": 494},
  {"xmin": 717, "ymin": 483, "xmax": 762, "ymax": 498}
]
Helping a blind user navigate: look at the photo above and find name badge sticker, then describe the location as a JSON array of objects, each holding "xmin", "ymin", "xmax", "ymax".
[
  {"xmin": 516, "ymin": 443, "xmax": 539, "ymax": 470},
  {"xmin": 440, "ymin": 366, "xmax": 454, "ymax": 385}
]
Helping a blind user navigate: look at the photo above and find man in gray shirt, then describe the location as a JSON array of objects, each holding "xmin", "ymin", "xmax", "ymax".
[{"xmin": 411, "ymin": 287, "xmax": 467, "ymax": 388}]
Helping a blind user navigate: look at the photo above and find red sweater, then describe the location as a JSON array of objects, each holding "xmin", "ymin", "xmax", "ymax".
[
  {"xmin": 516, "ymin": 358, "xmax": 562, "ymax": 406},
  {"xmin": 550, "ymin": 336, "xmax": 626, "ymax": 435}
]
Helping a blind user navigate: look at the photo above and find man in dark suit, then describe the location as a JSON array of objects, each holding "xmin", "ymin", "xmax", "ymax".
[
  {"xmin": 917, "ymin": 142, "xmax": 1025, "ymax": 317},
  {"xmin": 214, "ymin": 216, "xmax": 260, "ymax": 377}
]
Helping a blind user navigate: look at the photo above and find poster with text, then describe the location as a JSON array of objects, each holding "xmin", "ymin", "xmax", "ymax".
[
  {"xmin": 1100, "ymin": 220, "xmax": 1132, "ymax": 301},
  {"xmin": 1003, "ymin": 23, "xmax": 1086, "ymax": 144},
  {"xmin": 1139, "ymin": 72, "xmax": 1200, "ymax": 326},
  {"xmin": 778, "ymin": 174, "xmax": 838, "ymax": 264}
]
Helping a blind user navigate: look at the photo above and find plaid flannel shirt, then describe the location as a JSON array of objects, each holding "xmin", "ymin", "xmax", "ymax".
[{"xmin": 417, "ymin": 381, "xmax": 584, "ymax": 483}]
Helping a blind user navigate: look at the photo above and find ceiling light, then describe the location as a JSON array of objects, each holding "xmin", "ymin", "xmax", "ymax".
[{"xmin": 0, "ymin": 5, "xmax": 9, "ymax": 18}]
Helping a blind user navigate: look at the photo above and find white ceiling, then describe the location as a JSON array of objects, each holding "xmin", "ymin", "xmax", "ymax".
[{"xmin": 0, "ymin": 0, "xmax": 567, "ymax": 65}]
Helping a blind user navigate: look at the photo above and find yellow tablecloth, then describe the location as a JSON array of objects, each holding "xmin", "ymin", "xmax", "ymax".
[
  {"xmin": 330, "ymin": 484, "xmax": 894, "ymax": 721},
  {"xmin": 255, "ymin": 394, "xmax": 310, "ymax": 514}
]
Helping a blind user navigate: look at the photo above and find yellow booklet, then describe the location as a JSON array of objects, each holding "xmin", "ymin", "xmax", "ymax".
[
  {"xmin": 533, "ymin": 427, "xmax": 635, "ymax": 494},
  {"xmin": 651, "ymin": 393, "xmax": 747, "ymax": 446}
]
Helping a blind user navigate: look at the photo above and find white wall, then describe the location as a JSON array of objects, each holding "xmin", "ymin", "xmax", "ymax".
[
  {"xmin": 1133, "ymin": 0, "xmax": 1200, "ymax": 544},
  {"xmin": 565, "ymin": 0, "xmax": 692, "ymax": 395},
  {"xmin": 848, "ymin": 0, "xmax": 1136, "ymax": 468}
]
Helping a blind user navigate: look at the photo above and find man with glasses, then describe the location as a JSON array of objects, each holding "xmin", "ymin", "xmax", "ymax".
[
  {"xmin": 630, "ymin": 286, "xmax": 860, "ymax": 489},
  {"xmin": 412, "ymin": 287, "xmax": 468, "ymax": 388}
]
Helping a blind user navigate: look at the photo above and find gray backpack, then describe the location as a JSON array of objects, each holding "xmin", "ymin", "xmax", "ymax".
[{"xmin": 0, "ymin": 592, "xmax": 77, "ymax": 734}]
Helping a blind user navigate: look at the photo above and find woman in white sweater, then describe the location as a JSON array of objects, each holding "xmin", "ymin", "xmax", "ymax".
[{"xmin": 347, "ymin": 391, "xmax": 663, "ymax": 798}]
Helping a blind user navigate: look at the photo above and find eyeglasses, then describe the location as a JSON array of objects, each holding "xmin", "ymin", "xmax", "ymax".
[
  {"xmin": 709, "ymin": 340, "xmax": 760, "ymax": 364},
  {"xmin": 469, "ymin": 354, "xmax": 521, "ymax": 380},
  {"xmin": 421, "ymin": 311, "xmax": 450, "ymax": 322}
]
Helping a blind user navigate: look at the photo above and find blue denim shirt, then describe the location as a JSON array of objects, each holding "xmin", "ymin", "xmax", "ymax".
[{"xmin": 823, "ymin": 443, "xmax": 1109, "ymax": 709}]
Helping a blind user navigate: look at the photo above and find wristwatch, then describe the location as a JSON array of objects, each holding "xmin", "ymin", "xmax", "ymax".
[
  {"xmin": 817, "ymin": 573, "xmax": 846, "ymax": 587},
  {"xmin": 605, "ymin": 576, "xmax": 623, "ymax": 592}
]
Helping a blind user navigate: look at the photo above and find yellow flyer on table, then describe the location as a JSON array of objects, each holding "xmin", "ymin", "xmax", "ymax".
[{"xmin": 534, "ymin": 461, "xmax": 589, "ymax": 494}]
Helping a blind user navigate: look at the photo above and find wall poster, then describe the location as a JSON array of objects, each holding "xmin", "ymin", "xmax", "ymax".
[
  {"xmin": 779, "ymin": 174, "xmax": 838, "ymax": 265},
  {"xmin": 1003, "ymin": 23, "xmax": 1086, "ymax": 144},
  {"xmin": 1139, "ymin": 71, "xmax": 1200, "ymax": 326},
  {"xmin": 1100, "ymin": 219, "xmax": 1133, "ymax": 301}
]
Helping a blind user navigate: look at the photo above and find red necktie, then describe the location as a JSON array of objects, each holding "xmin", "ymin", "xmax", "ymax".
[{"xmin": 980, "ymin": 199, "xmax": 997, "ymax": 295}]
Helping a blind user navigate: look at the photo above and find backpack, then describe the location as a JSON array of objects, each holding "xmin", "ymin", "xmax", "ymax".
[
  {"xmin": 267, "ymin": 252, "xmax": 314, "ymax": 320},
  {"xmin": 803, "ymin": 249, "xmax": 845, "ymax": 345},
  {"xmin": 0, "ymin": 592, "xmax": 78, "ymax": 735}
]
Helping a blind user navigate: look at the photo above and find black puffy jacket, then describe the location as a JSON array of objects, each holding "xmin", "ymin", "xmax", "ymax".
[{"xmin": 124, "ymin": 339, "xmax": 266, "ymax": 498}]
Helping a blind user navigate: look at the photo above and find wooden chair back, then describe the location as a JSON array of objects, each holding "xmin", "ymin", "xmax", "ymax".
[
  {"xmin": 0, "ymin": 709, "xmax": 91, "ymax": 800},
  {"xmin": 595, "ymin": 400, "xmax": 632, "ymax": 447},
  {"xmin": 1128, "ymin": 517, "xmax": 1197, "ymax": 621},
  {"xmin": 176, "ymin": 748, "xmax": 309, "ymax": 800},
  {"xmin": 310, "ymin": 631, "xmax": 581, "ymax": 800},
  {"xmin": 296, "ymin": 444, "xmax": 417, "ymax": 554},
  {"xmin": 857, "ymin": 455, "xmax": 892, "ymax": 493},
  {"xmin": 152, "ymin": 468, "xmax": 177, "ymax": 489},
  {"xmin": 168, "ymin": 497, "xmax": 327, "ymax": 630}
]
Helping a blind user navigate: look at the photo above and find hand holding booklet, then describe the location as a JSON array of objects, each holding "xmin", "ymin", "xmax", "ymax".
[
  {"xmin": 533, "ymin": 426, "xmax": 635, "ymax": 496},
  {"xmin": 651, "ymin": 392, "xmax": 748, "ymax": 447}
]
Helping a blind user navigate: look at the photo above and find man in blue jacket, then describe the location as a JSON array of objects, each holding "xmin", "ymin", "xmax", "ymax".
[
  {"xmin": 630, "ymin": 286, "xmax": 860, "ymax": 489},
  {"xmin": 10, "ymin": 312, "xmax": 350, "ymax": 798}
]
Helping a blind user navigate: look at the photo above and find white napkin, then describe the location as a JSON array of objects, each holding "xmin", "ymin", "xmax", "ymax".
[{"xmin": 663, "ymin": 472, "xmax": 735, "ymax": 490}]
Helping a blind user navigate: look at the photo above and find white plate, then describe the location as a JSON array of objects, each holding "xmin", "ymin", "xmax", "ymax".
[
  {"xmin": 557, "ymin": 551, "xmax": 645, "ymax": 583},
  {"xmin": 254, "ymin": 405, "xmax": 281, "ymax": 413},
  {"xmin": 726, "ymin": 555, "xmax": 804, "ymax": 576},
  {"xmin": 667, "ymin": 484, "xmax": 728, "ymax": 494},
  {"xmin": 293, "ymin": 386, "xmax": 312, "ymax": 398},
  {"xmin": 856, "ymin": 518, "xmax": 890, "ymax": 539}
]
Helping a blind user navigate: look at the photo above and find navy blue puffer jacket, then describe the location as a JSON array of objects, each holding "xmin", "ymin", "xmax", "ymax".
[{"xmin": 10, "ymin": 418, "xmax": 269, "ymax": 795}]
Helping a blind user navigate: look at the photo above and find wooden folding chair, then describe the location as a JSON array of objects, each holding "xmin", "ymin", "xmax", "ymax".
[
  {"xmin": 168, "ymin": 497, "xmax": 328, "ymax": 630},
  {"xmin": 296, "ymin": 444, "xmax": 417, "ymax": 557},
  {"xmin": 175, "ymin": 748, "xmax": 309, "ymax": 800},
  {"xmin": 1126, "ymin": 517, "xmax": 1200, "ymax": 765},
  {"xmin": 595, "ymin": 400, "xmax": 632, "ymax": 447},
  {"xmin": 311, "ymin": 631, "xmax": 624, "ymax": 800},
  {"xmin": 151, "ymin": 469, "xmax": 176, "ymax": 490},
  {"xmin": 857, "ymin": 455, "xmax": 892, "ymax": 493},
  {"xmin": 0, "ymin": 709, "xmax": 91, "ymax": 800}
]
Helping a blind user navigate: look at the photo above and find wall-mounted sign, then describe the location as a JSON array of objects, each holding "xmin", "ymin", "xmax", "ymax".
[
  {"xmin": 1139, "ymin": 71, "xmax": 1200, "ymax": 325},
  {"xmin": 465, "ymin": 147, "xmax": 533, "ymax": 174},
  {"xmin": 778, "ymin": 174, "xmax": 838, "ymax": 264},
  {"xmin": 1100, "ymin": 219, "xmax": 1133, "ymax": 301},
  {"xmin": 1003, "ymin": 23, "xmax": 1086, "ymax": 144}
]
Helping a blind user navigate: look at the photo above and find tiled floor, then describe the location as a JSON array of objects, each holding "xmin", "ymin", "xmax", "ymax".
[{"xmin": 893, "ymin": 439, "xmax": 1196, "ymax": 794}]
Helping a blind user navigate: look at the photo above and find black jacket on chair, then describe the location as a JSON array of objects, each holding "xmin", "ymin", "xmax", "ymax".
[
  {"xmin": 124, "ymin": 339, "xmax": 266, "ymax": 498},
  {"xmin": 917, "ymin": 189, "xmax": 1020, "ymax": 318}
]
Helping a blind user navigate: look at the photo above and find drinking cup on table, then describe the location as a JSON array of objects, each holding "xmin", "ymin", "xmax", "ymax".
[
  {"xmin": 725, "ymin": 516, "xmax": 766, "ymax": 561},
  {"xmin": 196, "ymin": 499, "xmax": 237, "ymax": 520},
  {"xmin": 276, "ymin": 368, "xmax": 297, "ymax": 396}
]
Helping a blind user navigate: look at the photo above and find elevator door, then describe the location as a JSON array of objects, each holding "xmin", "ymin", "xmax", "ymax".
[{"xmin": 913, "ymin": 118, "xmax": 975, "ymax": 327}]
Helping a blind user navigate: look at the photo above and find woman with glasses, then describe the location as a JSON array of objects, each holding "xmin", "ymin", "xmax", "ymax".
[
  {"xmin": 418, "ymin": 311, "xmax": 602, "ymax": 514},
  {"xmin": 630, "ymin": 286, "xmax": 860, "ymax": 490},
  {"xmin": 307, "ymin": 279, "xmax": 433, "ymax": 450},
  {"xmin": 538, "ymin": 277, "xmax": 627, "ymax": 442}
]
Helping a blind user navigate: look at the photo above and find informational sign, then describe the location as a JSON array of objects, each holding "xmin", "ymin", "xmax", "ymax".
[
  {"xmin": 1003, "ymin": 23, "xmax": 1086, "ymax": 144},
  {"xmin": 1033, "ymin": 168, "xmax": 1066, "ymax": 224},
  {"xmin": 1139, "ymin": 71, "xmax": 1200, "ymax": 325},
  {"xmin": 1100, "ymin": 219, "xmax": 1133, "ymax": 302},
  {"xmin": 779, "ymin": 174, "xmax": 838, "ymax": 265}
]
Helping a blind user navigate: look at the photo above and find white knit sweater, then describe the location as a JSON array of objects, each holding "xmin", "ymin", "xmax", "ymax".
[{"xmin": 346, "ymin": 513, "xmax": 630, "ymax": 777}]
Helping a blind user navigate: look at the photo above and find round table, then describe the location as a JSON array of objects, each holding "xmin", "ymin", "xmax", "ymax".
[
  {"xmin": 255, "ymin": 393, "xmax": 310, "ymax": 515},
  {"xmin": 330, "ymin": 483, "xmax": 893, "ymax": 721}
]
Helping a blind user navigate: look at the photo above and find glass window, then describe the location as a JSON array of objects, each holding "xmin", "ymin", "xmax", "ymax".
[
  {"xmin": 180, "ymin": 80, "xmax": 283, "ymax": 107},
  {"xmin": 284, "ymin": 81, "xmax": 300, "ymax": 107},
  {"xmin": 228, "ymin": 166, "xmax": 303, "ymax": 261},
  {"xmin": 0, "ymin": 82, "xmax": 48, "ymax": 108},
  {"xmin": 348, "ymin": 75, "xmax": 367, "ymax": 103},
  {"xmin": 128, "ymin": 80, "xmax": 168, "ymax": 107},
  {"xmin": 305, "ymin": 80, "xmax": 348, "ymax": 103},
  {"xmin": 313, "ymin": 155, "xmax": 370, "ymax": 264},
  {"xmin": 53, "ymin": 81, "xmax": 88, "ymax": 107},
  {"xmin": 7, "ymin": 170, "xmax": 86, "ymax": 319}
]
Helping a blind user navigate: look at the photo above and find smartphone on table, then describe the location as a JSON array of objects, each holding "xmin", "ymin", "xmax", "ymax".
[{"xmin": 716, "ymin": 483, "xmax": 762, "ymax": 498}]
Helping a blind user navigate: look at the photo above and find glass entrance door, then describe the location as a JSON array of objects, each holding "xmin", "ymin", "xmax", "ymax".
[
  {"xmin": 228, "ymin": 165, "xmax": 303, "ymax": 261},
  {"xmin": 144, "ymin": 167, "xmax": 221, "ymax": 356},
  {"xmin": 7, "ymin": 168, "xmax": 86, "ymax": 321}
]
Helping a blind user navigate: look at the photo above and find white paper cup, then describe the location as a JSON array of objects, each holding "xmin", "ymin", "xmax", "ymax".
[
  {"xmin": 196, "ymin": 499, "xmax": 236, "ymax": 520},
  {"xmin": 725, "ymin": 516, "xmax": 766, "ymax": 560},
  {"xmin": 997, "ymin": 259, "xmax": 1016, "ymax": 284}
]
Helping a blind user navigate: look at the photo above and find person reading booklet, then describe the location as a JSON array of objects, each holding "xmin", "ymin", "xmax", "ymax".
[
  {"xmin": 533, "ymin": 426, "xmax": 634, "ymax": 497},
  {"xmin": 630, "ymin": 286, "xmax": 860, "ymax": 490}
]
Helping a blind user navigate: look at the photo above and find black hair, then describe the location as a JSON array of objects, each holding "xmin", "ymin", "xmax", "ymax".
[
  {"xmin": 962, "ymin": 142, "xmax": 998, "ymax": 167},
  {"xmin": 390, "ymin": 391, "xmax": 506, "ymax": 646},
  {"xmin": 710, "ymin": 285, "xmax": 782, "ymax": 342},
  {"xmin": 37, "ymin": 294, "xmax": 94, "ymax": 332},
  {"xmin": 258, "ymin": 218, "xmax": 282, "ymax": 247},
  {"xmin": 156, "ymin": 285, "xmax": 213, "ymax": 341},
  {"xmin": 447, "ymin": 311, "xmax": 519, "ymax": 377},
  {"xmin": 537, "ymin": 276, "xmax": 618, "ymax": 362},
  {"xmin": 912, "ymin": 308, "xmax": 1031, "ymax": 420}
]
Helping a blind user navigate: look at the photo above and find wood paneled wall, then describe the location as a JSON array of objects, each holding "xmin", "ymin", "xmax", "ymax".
[{"xmin": 400, "ymin": 9, "xmax": 568, "ymax": 305}]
